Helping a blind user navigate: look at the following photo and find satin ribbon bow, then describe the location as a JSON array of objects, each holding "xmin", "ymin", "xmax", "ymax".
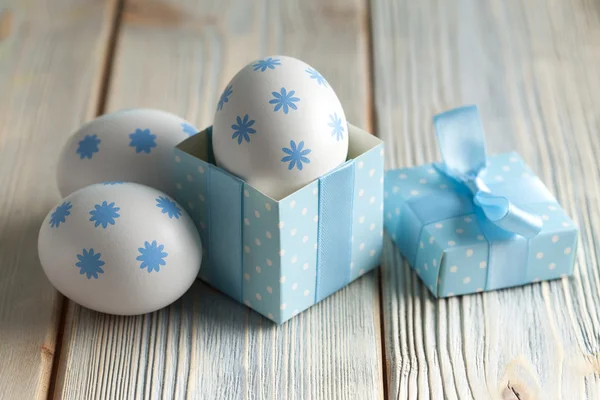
[{"xmin": 433, "ymin": 105, "xmax": 543, "ymax": 238}]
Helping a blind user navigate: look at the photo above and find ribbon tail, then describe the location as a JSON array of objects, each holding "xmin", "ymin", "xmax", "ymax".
[{"xmin": 474, "ymin": 191, "xmax": 543, "ymax": 238}]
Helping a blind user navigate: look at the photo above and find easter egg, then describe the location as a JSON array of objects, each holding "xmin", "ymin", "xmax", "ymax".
[
  {"xmin": 57, "ymin": 108, "xmax": 199, "ymax": 198},
  {"xmin": 38, "ymin": 182, "xmax": 202, "ymax": 315},
  {"xmin": 212, "ymin": 55, "xmax": 348, "ymax": 199}
]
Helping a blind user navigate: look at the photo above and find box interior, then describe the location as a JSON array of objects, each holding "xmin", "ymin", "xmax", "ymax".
[
  {"xmin": 177, "ymin": 126, "xmax": 214, "ymax": 163},
  {"xmin": 347, "ymin": 124, "xmax": 382, "ymax": 159}
]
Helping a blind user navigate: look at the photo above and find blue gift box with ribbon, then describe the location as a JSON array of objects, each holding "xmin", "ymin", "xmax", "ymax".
[
  {"xmin": 173, "ymin": 124, "xmax": 384, "ymax": 323},
  {"xmin": 383, "ymin": 106, "xmax": 578, "ymax": 297}
]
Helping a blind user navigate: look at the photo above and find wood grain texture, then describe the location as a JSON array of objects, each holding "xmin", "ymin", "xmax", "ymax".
[
  {"xmin": 0, "ymin": 1, "xmax": 117, "ymax": 399},
  {"xmin": 54, "ymin": 0, "xmax": 384, "ymax": 399},
  {"xmin": 371, "ymin": 0, "xmax": 600, "ymax": 398}
]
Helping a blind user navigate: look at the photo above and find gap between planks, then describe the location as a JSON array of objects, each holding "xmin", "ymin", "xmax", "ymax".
[
  {"xmin": 365, "ymin": 0, "xmax": 390, "ymax": 398},
  {"xmin": 46, "ymin": 0, "xmax": 126, "ymax": 398}
]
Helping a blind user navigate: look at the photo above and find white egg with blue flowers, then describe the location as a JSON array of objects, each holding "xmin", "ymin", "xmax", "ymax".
[
  {"xmin": 38, "ymin": 182, "xmax": 202, "ymax": 315},
  {"xmin": 212, "ymin": 55, "xmax": 349, "ymax": 200},
  {"xmin": 57, "ymin": 108, "xmax": 199, "ymax": 198}
]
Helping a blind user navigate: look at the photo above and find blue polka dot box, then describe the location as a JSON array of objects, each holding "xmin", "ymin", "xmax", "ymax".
[
  {"xmin": 383, "ymin": 105, "xmax": 578, "ymax": 297},
  {"xmin": 173, "ymin": 124, "xmax": 384, "ymax": 324}
]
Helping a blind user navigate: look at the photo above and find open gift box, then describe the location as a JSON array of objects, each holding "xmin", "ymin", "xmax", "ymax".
[{"xmin": 173, "ymin": 124, "xmax": 384, "ymax": 324}]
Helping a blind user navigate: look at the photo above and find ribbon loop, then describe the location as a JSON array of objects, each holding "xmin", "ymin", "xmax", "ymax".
[{"xmin": 433, "ymin": 105, "xmax": 543, "ymax": 238}]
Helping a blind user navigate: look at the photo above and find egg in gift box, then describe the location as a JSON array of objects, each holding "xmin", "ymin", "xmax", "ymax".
[
  {"xmin": 212, "ymin": 55, "xmax": 349, "ymax": 200},
  {"xmin": 173, "ymin": 56, "xmax": 384, "ymax": 324}
]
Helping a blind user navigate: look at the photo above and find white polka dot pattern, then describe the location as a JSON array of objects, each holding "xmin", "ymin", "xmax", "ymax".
[
  {"xmin": 277, "ymin": 181, "xmax": 319, "ymax": 320},
  {"xmin": 241, "ymin": 183, "xmax": 285, "ymax": 319},
  {"xmin": 383, "ymin": 151, "xmax": 578, "ymax": 298},
  {"xmin": 351, "ymin": 143, "xmax": 384, "ymax": 281},
  {"xmin": 415, "ymin": 215, "xmax": 489, "ymax": 297},
  {"xmin": 525, "ymin": 202, "xmax": 578, "ymax": 282},
  {"xmin": 172, "ymin": 148, "xmax": 211, "ymax": 279}
]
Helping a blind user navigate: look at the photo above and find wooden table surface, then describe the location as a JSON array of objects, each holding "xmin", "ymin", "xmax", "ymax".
[{"xmin": 2, "ymin": 0, "xmax": 600, "ymax": 399}]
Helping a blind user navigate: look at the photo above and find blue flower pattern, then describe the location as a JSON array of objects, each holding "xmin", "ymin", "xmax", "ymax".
[
  {"xmin": 217, "ymin": 85, "xmax": 233, "ymax": 111},
  {"xmin": 76, "ymin": 134, "xmax": 101, "ymax": 159},
  {"xmin": 269, "ymin": 88, "xmax": 300, "ymax": 114},
  {"xmin": 137, "ymin": 241, "xmax": 168, "ymax": 273},
  {"xmin": 129, "ymin": 129, "xmax": 157, "ymax": 154},
  {"xmin": 50, "ymin": 201, "xmax": 72, "ymax": 228},
  {"xmin": 231, "ymin": 114, "xmax": 256, "ymax": 144},
  {"xmin": 281, "ymin": 140, "xmax": 311, "ymax": 171},
  {"xmin": 89, "ymin": 201, "xmax": 120, "ymax": 228},
  {"xmin": 305, "ymin": 67, "xmax": 328, "ymax": 87},
  {"xmin": 156, "ymin": 196, "xmax": 182, "ymax": 219},
  {"xmin": 213, "ymin": 61, "xmax": 346, "ymax": 158},
  {"xmin": 181, "ymin": 122, "xmax": 197, "ymax": 136},
  {"xmin": 328, "ymin": 113, "xmax": 345, "ymax": 141},
  {"xmin": 253, "ymin": 57, "xmax": 281, "ymax": 72},
  {"xmin": 76, "ymin": 248, "xmax": 105, "ymax": 279}
]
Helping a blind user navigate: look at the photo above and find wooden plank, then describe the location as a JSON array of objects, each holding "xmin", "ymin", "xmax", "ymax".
[
  {"xmin": 371, "ymin": 0, "xmax": 600, "ymax": 398},
  {"xmin": 0, "ymin": 1, "xmax": 118, "ymax": 399},
  {"xmin": 54, "ymin": 0, "xmax": 384, "ymax": 398}
]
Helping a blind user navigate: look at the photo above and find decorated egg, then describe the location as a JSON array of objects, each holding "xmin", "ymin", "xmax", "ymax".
[
  {"xmin": 38, "ymin": 182, "xmax": 202, "ymax": 315},
  {"xmin": 212, "ymin": 55, "xmax": 348, "ymax": 199},
  {"xmin": 57, "ymin": 108, "xmax": 198, "ymax": 197}
]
